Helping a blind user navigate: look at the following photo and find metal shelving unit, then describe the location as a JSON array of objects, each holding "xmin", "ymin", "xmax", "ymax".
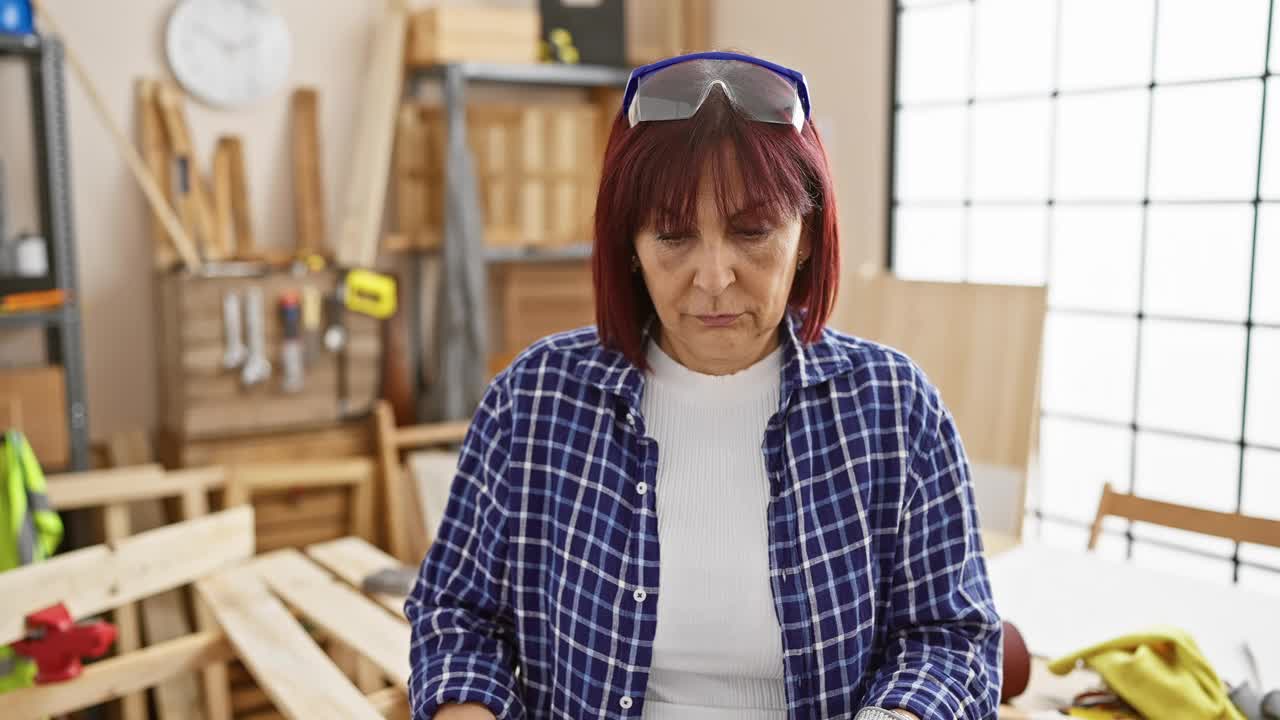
[
  {"xmin": 0, "ymin": 33, "xmax": 90, "ymax": 471},
  {"xmin": 403, "ymin": 62, "xmax": 628, "ymax": 422}
]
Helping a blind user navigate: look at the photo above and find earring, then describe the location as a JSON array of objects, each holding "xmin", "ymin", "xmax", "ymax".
[
  {"xmin": 797, "ymin": 255, "xmax": 808, "ymax": 271},
  {"xmin": 631, "ymin": 255, "xmax": 641, "ymax": 272}
]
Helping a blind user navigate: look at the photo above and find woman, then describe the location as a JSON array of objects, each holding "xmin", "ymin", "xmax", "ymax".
[{"xmin": 406, "ymin": 51, "xmax": 1002, "ymax": 720}]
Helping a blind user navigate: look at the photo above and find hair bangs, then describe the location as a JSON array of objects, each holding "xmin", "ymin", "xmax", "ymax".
[{"xmin": 615, "ymin": 94, "xmax": 816, "ymax": 241}]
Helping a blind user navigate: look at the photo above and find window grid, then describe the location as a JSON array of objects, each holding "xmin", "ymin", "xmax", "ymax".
[{"xmin": 888, "ymin": 0, "xmax": 1280, "ymax": 584}]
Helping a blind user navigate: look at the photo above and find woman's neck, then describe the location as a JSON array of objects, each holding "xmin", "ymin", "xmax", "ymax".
[{"xmin": 654, "ymin": 327, "xmax": 782, "ymax": 377}]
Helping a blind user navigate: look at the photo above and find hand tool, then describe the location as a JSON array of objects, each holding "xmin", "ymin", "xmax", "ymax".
[
  {"xmin": 11, "ymin": 604, "xmax": 116, "ymax": 684},
  {"xmin": 1231, "ymin": 643, "xmax": 1280, "ymax": 720},
  {"xmin": 278, "ymin": 291, "xmax": 304, "ymax": 393},
  {"xmin": 221, "ymin": 290, "xmax": 247, "ymax": 369},
  {"xmin": 340, "ymin": 268, "xmax": 397, "ymax": 320},
  {"xmin": 241, "ymin": 286, "xmax": 271, "ymax": 386},
  {"xmin": 361, "ymin": 566, "xmax": 417, "ymax": 596},
  {"xmin": 322, "ymin": 292, "xmax": 347, "ymax": 354},
  {"xmin": 302, "ymin": 285, "xmax": 323, "ymax": 363}
]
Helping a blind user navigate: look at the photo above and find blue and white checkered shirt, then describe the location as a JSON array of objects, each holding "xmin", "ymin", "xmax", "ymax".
[{"xmin": 406, "ymin": 313, "xmax": 1002, "ymax": 719}]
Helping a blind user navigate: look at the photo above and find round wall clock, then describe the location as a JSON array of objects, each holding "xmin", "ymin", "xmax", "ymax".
[{"xmin": 166, "ymin": 0, "xmax": 292, "ymax": 108}]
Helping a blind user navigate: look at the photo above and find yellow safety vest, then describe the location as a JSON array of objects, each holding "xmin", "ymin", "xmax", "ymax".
[{"xmin": 0, "ymin": 430, "xmax": 63, "ymax": 693}]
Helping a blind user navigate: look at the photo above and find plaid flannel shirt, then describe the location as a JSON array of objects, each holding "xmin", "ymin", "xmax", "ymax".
[{"xmin": 406, "ymin": 313, "xmax": 1002, "ymax": 719}]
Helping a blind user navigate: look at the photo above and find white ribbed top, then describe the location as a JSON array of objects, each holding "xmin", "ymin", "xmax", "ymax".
[{"xmin": 639, "ymin": 341, "xmax": 788, "ymax": 720}]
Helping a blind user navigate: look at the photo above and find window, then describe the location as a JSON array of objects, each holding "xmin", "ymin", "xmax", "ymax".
[{"xmin": 890, "ymin": 0, "xmax": 1280, "ymax": 587}]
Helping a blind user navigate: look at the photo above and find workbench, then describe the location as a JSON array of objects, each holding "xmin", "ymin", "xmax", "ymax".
[{"xmin": 985, "ymin": 533, "xmax": 1280, "ymax": 717}]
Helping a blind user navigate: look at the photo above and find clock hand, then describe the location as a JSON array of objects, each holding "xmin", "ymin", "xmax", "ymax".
[{"xmin": 194, "ymin": 22, "xmax": 236, "ymax": 53}]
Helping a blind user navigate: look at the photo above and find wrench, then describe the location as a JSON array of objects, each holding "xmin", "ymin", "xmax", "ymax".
[
  {"xmin": 221, "ymin": 291, "xmax": 247, "ymax": 369},
  {"xmin": 240, "ymin": 286, "xmax": 271, "ymax": 386}
]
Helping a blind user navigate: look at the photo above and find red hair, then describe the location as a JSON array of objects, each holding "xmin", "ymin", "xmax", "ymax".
[{"xmin": 591, "ymin": 89, "xmax": 841, "ymax": 367}]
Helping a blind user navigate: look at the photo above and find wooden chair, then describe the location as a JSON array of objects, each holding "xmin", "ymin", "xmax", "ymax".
[
  {"xmin": 1088, "ymin": 482, "xmax": 1280, "ymax": 551},
  {"xmin": 373, "ymin": 400, "xmax": 470, "ymax": 564}
]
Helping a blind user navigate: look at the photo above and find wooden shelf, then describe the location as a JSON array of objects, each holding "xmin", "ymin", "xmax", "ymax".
[{"xmin": 409, "ymin": 61, "xmax": 630, "ymax": 88}]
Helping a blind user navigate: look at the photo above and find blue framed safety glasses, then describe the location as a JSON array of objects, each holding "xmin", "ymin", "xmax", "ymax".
[{"xmin": 621, "ymin": 51, "xmax": 812, "ymax": 132}]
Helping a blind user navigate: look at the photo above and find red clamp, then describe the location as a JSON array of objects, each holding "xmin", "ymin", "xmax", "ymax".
[{"xmin": 11, "ymin": 603, "xmax": 116, "ymax": 683}]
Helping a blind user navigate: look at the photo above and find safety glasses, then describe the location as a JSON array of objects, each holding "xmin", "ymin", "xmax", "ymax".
[{"xmin": 621, "ymin": 51, "xmax": 811, "ymax": 132}]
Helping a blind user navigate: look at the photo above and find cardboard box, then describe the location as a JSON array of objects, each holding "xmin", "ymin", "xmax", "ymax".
[
  {"xmin": 405, "ymin": 7, "xmax": 541, "ymax": 67},
  {"xmin": 0, "ymin": 366, "xmax": 69, "ymax": 469}
]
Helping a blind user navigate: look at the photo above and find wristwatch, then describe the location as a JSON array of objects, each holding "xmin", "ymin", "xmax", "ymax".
[{"xmin": 854, "ymin": 709, "xmax": 915, "ymax": 720}]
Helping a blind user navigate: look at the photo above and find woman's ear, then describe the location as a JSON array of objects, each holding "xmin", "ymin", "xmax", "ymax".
[{"xmin": 798, "ymin": 218, "xmax": 814, "ymax": 264}]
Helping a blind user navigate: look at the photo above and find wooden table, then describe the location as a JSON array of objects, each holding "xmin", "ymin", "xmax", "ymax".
[{"xmin": 983, "ymin": 537, "xmax": 1280, "ymax": 717}]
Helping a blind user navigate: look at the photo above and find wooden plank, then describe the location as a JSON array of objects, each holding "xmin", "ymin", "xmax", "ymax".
[
  {"xmin": 336, "ymin": 6, "xmax": 408, "ymax": 267},
  {"xmin": 257, "ymin": 520, "xmax": 348, "ymax": 554},
  {"xmin": 292, "ymin": 88, "xmax": 326, "ymax": 256},
  {"xmin": 306, "ymin": 537, "xmax": 406, "ymax": 616},
  {"xmin": 356, "ymin": 658, "xmax": 385, "ymax": 693},
  {"xmin": 232, "ymin": 685, "xmax": 273, "ymax": 715},
  {"xmin": 1, "ymin": 631, "xmax": 234, "ymax": 720},
  {"xmin": 375, "ymin": 402, "xmax": 409, "ymax": 563},
  {"xmin": 366, "ymin": 687, "xmax": 409, "ymax": 720},
  {"xmin": 392, "ymin": 420, "xmax": 470, "ymax": 449},
  {"xmin": 196, "ymin": 564, "xmax": 385, "ymax": 720},
  {"xmin": 164, "ymin": 418, "xmax": 373, "ymax": 468},
  {"xmin": 103, "ymin": 503, "xmax": 147, "ymax": 720},
  {"xmin": 156, "ymin": 83, "xmax": 223, "ymax": 261},
  {"xmin": 45, "ymin": 464, "xmax": 225, "ymax": 509},
  {"xmin": 350, "ymin": 465, "xmax": 375, "ymax": 544},
  {"xmin": 845, "ymin": 274, "xmax": 1047, "ymax": 537},
  {"xmin": 213, "ymin": 137, "xmax": 236, "ymax": 262},
  {"xmin": 105, "ymin": 431, "xmax": 208, "ymax": 720},
  {"xmin": 0, "ymin": 507, "xmax": 254, "ymax": 645},
  {"xmin": 222, "ymin": 136, "xmax": 255, "ymax": 259},
  {"xmin": 178, "ymin": 486, "xmax": 232, "ymax": 720},
  {"xmin": 137, "ymin": 78, "xmax": 179, "ymax": 270},
  {"xmin": 45, "ymin": 464, "xmax": 163, "ymax": 508},
  {"xmin": 250, "ymin": 551, "xmax": 411, "ymax": 685},
  {"xmin": 231, "ymin": 458, "xmax": 375, "ymax": 494},
  {"xmin": 255, "ymin": 488, "xmax": 348, "ymax": 529}
]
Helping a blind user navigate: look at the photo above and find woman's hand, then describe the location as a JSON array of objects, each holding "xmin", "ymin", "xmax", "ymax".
[{"xmin": 433, "ymin": 702, "xmax": 497, "ymax": 720}]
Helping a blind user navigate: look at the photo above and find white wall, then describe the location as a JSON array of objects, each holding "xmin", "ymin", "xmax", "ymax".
[{"xmin": 0, "ymin": 0, "xmax": 892, "ymax": 440}]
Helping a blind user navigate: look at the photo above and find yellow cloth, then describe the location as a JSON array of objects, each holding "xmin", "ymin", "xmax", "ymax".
[{"xmin": 1049, "ymin": 627, "xmax": 1244, "ymax": 720}]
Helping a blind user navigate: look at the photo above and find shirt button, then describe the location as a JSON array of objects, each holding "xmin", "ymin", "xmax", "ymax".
[
  {"xmin": 636, "ymin": 482, "xmax": 648, "ymax": 495},
  {"xmin": 626, "ymin": 413, "xmax": 636, "ymax": 426},
  {"xmin": 633, "ymin": 588, "xmax": 647, "ymax": 602},
  {"xmin": 619, "ymin": 696, "xmax": 634, "ymax": 710}
]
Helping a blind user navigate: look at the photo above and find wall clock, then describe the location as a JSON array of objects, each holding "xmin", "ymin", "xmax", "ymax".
[{"xmin": 166, "ymin": 0, "xmax": 291, "ymax": 108}]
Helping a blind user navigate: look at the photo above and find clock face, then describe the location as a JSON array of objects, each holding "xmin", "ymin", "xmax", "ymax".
[{"xmin": 166, "ymin": 0, "xmax": 292, "ymax": 108}]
